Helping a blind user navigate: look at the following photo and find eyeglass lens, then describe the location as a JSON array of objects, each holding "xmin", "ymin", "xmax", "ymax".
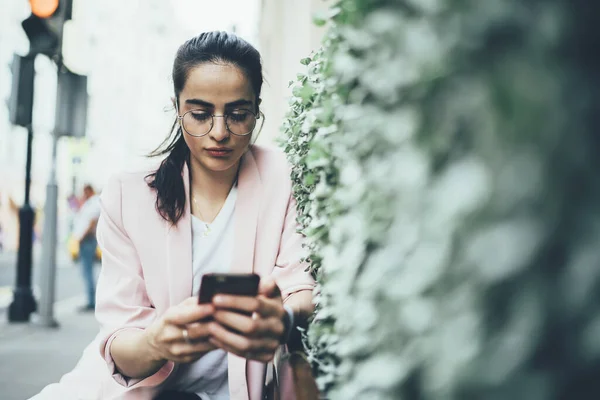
[{"xmin": 182, "ymin": 109, "xmax": 256, "ymax": 136}]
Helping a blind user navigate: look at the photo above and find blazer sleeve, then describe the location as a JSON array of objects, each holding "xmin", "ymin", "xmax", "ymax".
[
  {"xmin": 95, "ymin": 175, "xmax": 175, "ymax": 388},
  {"xmin": 271, "ymin": 191, "xmax": 316, "ymax": 301}
]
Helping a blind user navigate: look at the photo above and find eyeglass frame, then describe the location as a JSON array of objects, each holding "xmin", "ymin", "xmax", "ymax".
[{"xmin": 175, "ymin": 102, "xmax": 261, "ymax": 138}]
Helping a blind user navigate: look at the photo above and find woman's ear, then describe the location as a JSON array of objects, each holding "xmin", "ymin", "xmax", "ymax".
[{"xmin": 256, "ymin": 98, "xmax": 262, "ymax": 114}]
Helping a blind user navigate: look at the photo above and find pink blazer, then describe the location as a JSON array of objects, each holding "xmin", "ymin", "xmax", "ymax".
[{"xmin": 33, "ymin": 145, "xmax": 315, "ymax": 400}]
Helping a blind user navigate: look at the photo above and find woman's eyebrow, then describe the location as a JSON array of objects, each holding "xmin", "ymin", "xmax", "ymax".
[
  {"xmin": 225, "ymin": 99, "xmax": 253, "ymax": 108},
  {"xmin": 184, "ymin": 98, "xmax": 253, "ymax": 109},
  {"xmin": 185, "ymin": 98, "xmax": 213, "ymax": 108}
]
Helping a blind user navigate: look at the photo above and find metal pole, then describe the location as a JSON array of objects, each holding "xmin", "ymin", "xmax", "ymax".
[
  {"xmin": 8, "ymin": 124, "xmax": 38, "ymax": 322},
  {"xmin": 37, "ymin": 0, "xmax": 72, "ymax": 326},
  {"xmin": 38, "ymin": 130, "xmax": 60, "ymax": 328}
]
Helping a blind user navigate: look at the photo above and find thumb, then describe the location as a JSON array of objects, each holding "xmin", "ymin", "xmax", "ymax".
[
  {"xmin": 182, "ymin": 296, "xmax": 199, "ymax": 306},
  {"xmin": 259, "ymin": 276, "xmax": 281, "ymax": 298}
]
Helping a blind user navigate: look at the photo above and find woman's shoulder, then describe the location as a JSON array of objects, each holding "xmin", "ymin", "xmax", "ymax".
[
  {"xmin": 248, "ymin": 145, "xmax": 294, "ymax": 198},
  {"xmin": 100, "ymin": 167, "xmax": 159, "ymax": 205},
  {"xmin": 249, "ymin": 144, "xmax": 291, "ymax": 174}
]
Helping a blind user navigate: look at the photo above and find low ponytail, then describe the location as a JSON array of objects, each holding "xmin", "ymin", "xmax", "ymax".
[{"xmin": 146, "ymin": 124, "xmax": 189, "ymax": 225}]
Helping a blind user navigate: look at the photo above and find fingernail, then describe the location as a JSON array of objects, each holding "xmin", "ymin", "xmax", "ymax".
[{"xmin": 214, "ymin": 296, "xmax": 223, "ymax": 304}]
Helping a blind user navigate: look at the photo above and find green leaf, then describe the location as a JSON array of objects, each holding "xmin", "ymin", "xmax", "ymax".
[
  {"xmin": 313, "ymin": 14, "xmax": 328, "ymax": 27},
  {"xmin": 304, "ymin": 173, "xmax": 316, "ymax": 186}
]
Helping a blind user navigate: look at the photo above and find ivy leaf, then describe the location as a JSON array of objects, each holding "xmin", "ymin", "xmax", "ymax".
[
  {"xmin": 292, "ymin": 84, "xmax": 315, "ymax": 102},
  {"xmin": 313, "ymin": 14, "xmax": 328, "ymax": 27},
  {"xmin": 313, "ymin": 6, "xmax": 342, "ymax": 27},
  {"xmin": 304, "ymin": 173, "xmax": 317, "ymax": 186}
]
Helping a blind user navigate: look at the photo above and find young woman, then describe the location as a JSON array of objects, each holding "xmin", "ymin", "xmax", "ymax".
[{"xmin": 34, "ymin": 31, "xmax": 314, "ymax": 400}]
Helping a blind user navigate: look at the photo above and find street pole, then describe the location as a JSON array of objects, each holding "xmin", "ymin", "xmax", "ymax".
[
  {"xmin": 38, "ymin": 128, "xmax": 60, "ymax": 328},
  {"xmin": 37, "ymin": 25, "xmax": 70, "ymax": 324},
  {"xmin": 8, "ymin": 124, "xmax": 38, "ymax": 322}
]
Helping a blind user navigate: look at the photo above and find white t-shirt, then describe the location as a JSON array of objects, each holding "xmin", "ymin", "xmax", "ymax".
[{"xmin": 168, "ymin": 186, "xmax": 237, "ymax": 399}]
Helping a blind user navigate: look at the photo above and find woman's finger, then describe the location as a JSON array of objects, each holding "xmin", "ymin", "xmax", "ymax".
[
  {"xmin": 181, "ymin": 296, "xmax": 201, "ymax": 306},
  {"xmin": 255, "ymin": 296, "xmax": 286, "ymax": 319},
  {"xmin": 160, "ymin": 324, "xmax": 189, "ymax": 343},
  {"xmin": 209, "ymin": 336, "xmax": 277, "ymax": 363},
  {"xmin": 213, "ymin": 309, "xmax": 285, "ymax": 342},
  {"xmin": 262, "ymin": 316, "xmax": 285, "ymax": 340},
  {"xmin": 164, "ymin": 303, "xmax": 214, "ymax": 325},
  {"xmin": 185, "ymin": 321, "xmax": 212, "ymax": 341},
  {"xmin": 168, "ymin": 341, "xmax": 217, "ymax": 363},
  {"xmin": 208, "ymin": 321, "xmax": 279, "ymax": 355},
  {"xmin": 213, "ymin": 309, "xmax": 257, "ymax": 335},
  {"xmin": 213, "ymin": 295, "xmax": 260, "ymax": 314}
]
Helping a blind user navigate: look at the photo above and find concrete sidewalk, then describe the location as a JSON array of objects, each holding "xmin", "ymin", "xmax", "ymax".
[{"xmin": 0, "ymin": 296, "xmax": 99, "ymax": 400}]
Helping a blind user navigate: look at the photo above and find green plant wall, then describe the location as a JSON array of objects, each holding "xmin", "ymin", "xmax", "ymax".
[{"xmin": 280, "ymin": 0, "xmax": 600, "ymax": 399}]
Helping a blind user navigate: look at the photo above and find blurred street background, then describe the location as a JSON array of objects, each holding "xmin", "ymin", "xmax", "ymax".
[
  {"xmin": 0, "ymin": 0, "xmax": 329, "ymax": 398},
  {"xmin": 0, "ymin": 247, "xmax": 98, "ymax": 399}
]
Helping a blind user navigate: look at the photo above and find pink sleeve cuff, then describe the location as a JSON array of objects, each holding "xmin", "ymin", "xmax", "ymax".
[
  {"xmin": 281, "ymin": 284, "xmax": 315, "ymax": 301},
  {"xmin": 102, "ymin": 327, "xmax": 175, "ymax": 388}
]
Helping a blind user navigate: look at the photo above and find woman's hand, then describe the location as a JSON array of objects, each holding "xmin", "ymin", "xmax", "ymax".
[
  {"xmin": 208, "ymin": 276, "xmax": 287, "ymax": 363},
  {"xmin": 145, "ymin": 297, "xmax": 217, "ymax": 364}
]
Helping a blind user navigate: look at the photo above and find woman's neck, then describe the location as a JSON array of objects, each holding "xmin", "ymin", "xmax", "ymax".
[{"xmin": 189, "ymin": 158, "xmax": 240, "ymax": 203}]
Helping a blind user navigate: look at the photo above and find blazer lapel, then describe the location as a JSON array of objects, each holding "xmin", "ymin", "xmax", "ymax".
[
  {"xmin": 228, "ymin": 149, "xmax": 264, "ymax": 400},
  {"xmin": 165, "ymin": 162, "xmax": 194, "ymax": 306},
  {"xmin": 230, "ymin": 149, "xmax": 261, "ymax": 274}
]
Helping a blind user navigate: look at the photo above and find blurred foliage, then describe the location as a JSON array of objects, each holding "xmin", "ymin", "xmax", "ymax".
[{"xmin": 280, "ymin": 0, "xmax": 600, "ymax": 399}]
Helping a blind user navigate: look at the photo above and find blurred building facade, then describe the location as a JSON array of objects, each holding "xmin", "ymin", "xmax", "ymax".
[
  {"xmin": 257, "ymin": 0, "xmax": 329, "ymax": 143},
  {"xmin": 0, "ymin": 0, "xmax": 260, "ymax": 250}
]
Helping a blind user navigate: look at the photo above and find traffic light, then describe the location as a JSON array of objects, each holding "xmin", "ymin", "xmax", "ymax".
[
  {"xmin": 21, "ymin": 0, "xmax": 72, "ymax": 57},
  {"xmin": 8, "ymin": 54, "xmax": 35, "ymax": 127},
  {"xmin": 55, "ymin": 67, "xmax": 88, "ymax": 138}
]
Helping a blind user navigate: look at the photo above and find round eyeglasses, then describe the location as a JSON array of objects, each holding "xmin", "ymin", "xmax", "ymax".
[{"xmin": 177, "ymin": 108, "xmax": 259, "ymax": 137}]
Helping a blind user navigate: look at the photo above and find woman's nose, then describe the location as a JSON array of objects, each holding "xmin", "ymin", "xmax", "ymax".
[{"xmin": 209, "ymin": 116, "xmax": 229, "ymax": 141}]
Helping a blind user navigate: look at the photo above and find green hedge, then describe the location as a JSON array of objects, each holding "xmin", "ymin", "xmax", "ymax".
[{"xmin": 280, "ymin": 0, "xmax": 600, "ymax": 399}]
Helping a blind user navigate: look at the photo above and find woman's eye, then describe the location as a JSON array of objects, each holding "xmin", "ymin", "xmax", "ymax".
[
  {"xmin": 190, "ymin": 112, "xmax": 211, "ymax": 121},
  {"xmin": 228, "ymin": 111, "xmax": 250, "ymax": 122}
]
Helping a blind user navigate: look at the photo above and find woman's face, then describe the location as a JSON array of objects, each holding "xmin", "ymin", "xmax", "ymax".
[{"xmin": 178, "ymin": 62, "xmax": 257, "ymax": 174}]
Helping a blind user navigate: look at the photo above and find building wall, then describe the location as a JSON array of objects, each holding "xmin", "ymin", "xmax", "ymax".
[{"xmin": 257, "ymin": 0, "xmax": 330, "ymax": 144}]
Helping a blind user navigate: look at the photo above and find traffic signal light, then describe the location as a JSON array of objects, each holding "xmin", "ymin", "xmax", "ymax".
[
  {"xmin": 8, "ymin": 54, "xmax": 35, "ymax": 127},
  {"xmin": 21, "ymin": 0, "xmax": 72, "ymax": 57},
  {"xmin": 30, "ymin": 0, "xmax": 60, "ymax": 17},
  {"xmin": 55, "ymin": 67, "xmax": 88, "ymax": 138}
]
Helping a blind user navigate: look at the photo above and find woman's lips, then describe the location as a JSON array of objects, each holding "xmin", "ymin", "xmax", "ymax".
[{"xmin": 205, "ymin": 148, "xmax": 233, "ymax": 157}]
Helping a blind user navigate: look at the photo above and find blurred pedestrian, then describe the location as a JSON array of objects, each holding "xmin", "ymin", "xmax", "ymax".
[
  {"xmin": 72, "ymin": 184, "xmax": 100, "ymax": 312},
  {"xmin": 67, "ymin": 194, "xmax": 81, "ymax": 211}
]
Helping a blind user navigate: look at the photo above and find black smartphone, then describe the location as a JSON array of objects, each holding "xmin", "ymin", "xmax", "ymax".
[{"xmin": 198, "ymin": 273, "xmax": 261, "ymax": 304}]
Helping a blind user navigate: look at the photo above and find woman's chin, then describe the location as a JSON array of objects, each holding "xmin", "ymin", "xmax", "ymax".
[{"xmin": 199, "ymin": 156, "xmax": 240, "ymax": 173}]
